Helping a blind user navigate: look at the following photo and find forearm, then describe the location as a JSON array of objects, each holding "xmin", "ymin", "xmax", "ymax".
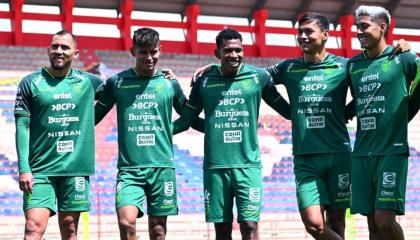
[
  {"xmin": 267, "ymin": 96, "xmax": 291, "ymax": 120},
  {"xmin": 345, "ymin": 100, "xmax": 356, "ymax": 122},
  {"xmin": 94, "ymin": 102, "xmax": 112, "ymax": 125},
  {"xmin": 191, "ymin": 117, "xmax": 205, "ymax": 133},
  {"xmin": 15, "ymin": 116, "xmax": 30, "ymax": 174},
  {"xmin": 173, "ymin": 106, "xmax": 200, "ymax": 135}
]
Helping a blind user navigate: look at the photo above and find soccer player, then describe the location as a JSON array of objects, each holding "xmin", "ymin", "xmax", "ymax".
[
  {"xmin": 173, "ymin": 28, "xmax": 290, "ymax": 240},
  {"xmin": 94, "ymin": 27, "xmax": 203, "ymax": 240},
  {"xmin": 347, "ymin": 6, "xmax": 420, "ymax": 240},
  {"xmin": 267, "ymin": 13, "xmax": 351, "ymax": 240},
  {"xmin": 14, "ymin": 30, "xmax": 103, "ymax": 239}
]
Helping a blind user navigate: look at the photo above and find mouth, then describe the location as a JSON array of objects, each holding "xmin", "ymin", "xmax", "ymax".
[{"xmin": 227, "ymin": 60, "xmax": 240, "ymax": 67}]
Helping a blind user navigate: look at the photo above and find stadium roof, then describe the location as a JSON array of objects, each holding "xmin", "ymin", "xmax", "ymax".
[{"xmin": 4, "ymin": 0, "xmax": 420, "ymax": 29}]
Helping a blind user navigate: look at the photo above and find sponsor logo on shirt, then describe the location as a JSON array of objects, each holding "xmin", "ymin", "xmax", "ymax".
[
  {"xmin": 214, "ymin": 122, "xmax": 250, "ymax": 129},
  {"xmin": 132, "ymin": 102, "xmax": 158, "ymax": 109},
  {"xmin": 303, "ymin": 75, "xmax": 324, "ymax": 82},
  {"xmin": 136, "ymin": 134, "xmax": 155, "ymax": 146},
  {"xmin": 53, "ymin": 93, "xmax": 72, "ymax": 100},
  {"xmin": 222, "ymin": 89, "xmax": 242, "ymax": 96},
  {"xmin": 223, "ymin": 130, "xmax": 242, "ymax": 143},
  {"xmin": 249, "ymin": 188, "xmax": 261, "ymax": 202},
  {"xmin": 57, "ymin": 140, "xmax": 74, "ymax": 153},
  {"xmin": 338, "ymin": 173, "xmax": 350, "ymax": 189},
  {"xmin": 48, "ymin": 130, "xmax": 81, "ymax": 138},
  {"xmin": 128, "ymin": 113, "xmax": 160, "ymax": 121},
  {"xmin": 164, "ymin": 182, "xmax": 174, "ymax": 196},
  {"xmin": 306, "ymin": 116, "xmax": 325, "ymax": 129},
  {"xmin": 48, "ymin": 115, "xmax": 80, "ymax": 126},
  {"xmin": 51, "ymin": 103, "xmax": 76, "ymax": 111},
  {"xmin": 360, "ymin": 117, "xmax": 376, "ymax": 130},
  {"xmin": 361, "ymin": 73, "xmax": 379, "ymax": 82},
  {"xmin": 75, "ymin": 177, "xmax": 86, "ymax": 192},
  {"xmin": 301, "ymin": 83, "xmax": 327, "ymax": 92},
  {"xmin": 218, "ymin": 98, "xmax": 245, "ymax": 106},
  {"xmin": 383, "ymin": 172, "xmax": 396, "ymax": 188},
  {"xmin": 136, "ymin": 93, "xmax": 156, "ymax": 100}
]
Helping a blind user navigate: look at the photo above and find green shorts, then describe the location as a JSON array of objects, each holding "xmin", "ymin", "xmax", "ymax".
[
  {"xmin": 116, "ymin": 167, "xmax": 178, "ymax": 218},
  {"xmin": 203, "ymin": 168, "xmax": 262, "ymax": 223},
  {"xmin": 350, "ymin": 154, "xmax": 408, "ymax": 215},
  {"xmin": 23, "ymin": 176, "xmax": 90, "ymax": 216},
  {"xmin": 293, "ymin": 153, "xmax": 351, "ymax": 210}
]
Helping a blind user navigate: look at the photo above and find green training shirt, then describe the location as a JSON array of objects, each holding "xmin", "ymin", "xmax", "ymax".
[
  {"xmin": 14, "ymin": 67, "xmax": 103, "ymax": 176},
  {"xmin": 180, "ymin": 64, "xmax": 288, "ymax": 169},
  {"xmin": 97, "ymin": 69, "xmax": 188, "ymax": 169},
  {"xmin": 347, "ymin": 46, "xmax": 419, "ymax": 156},
  {"xmin": 267, "ymin": 54, "xmax": 351, "ymax": 155}
]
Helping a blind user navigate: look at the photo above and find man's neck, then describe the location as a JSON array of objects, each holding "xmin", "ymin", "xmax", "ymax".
[
  {"xmin": 133, "ymin": 66, "xmax": 157, "ymax": 77},
  {"xmin": 365, "ymin": 40, "xmax": 388, "ymax": 58},
  {"xmin": 219, "ymin": 64, "xmax": 242, "ymax": 77},
  {"xmin": 45, "ymin": 66, "xmax": 71, "ymax": 79},
  {"xmin": 304, "ymin": 49, "xmax": 328, "ymax": 63}
]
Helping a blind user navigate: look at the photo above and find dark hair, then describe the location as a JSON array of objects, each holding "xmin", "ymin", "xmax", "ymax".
[
  {"xmin": 216, "ymin": 28, "xmax": 242, "ymax": 49},
  {"xmin": 132, "ymin": 27, "xmax": 160, "ymax": 48},
  {"xmin": 298, "ymin": 12, "xmax": 330, "ymax": 31},
  {"xmin": 54, "ymin": 29, "xmax": 77, "ymax": 46}
]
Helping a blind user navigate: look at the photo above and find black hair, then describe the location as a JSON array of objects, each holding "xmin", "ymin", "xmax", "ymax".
[
  {"xmin": 215, "ymin": 28, "xmax": 242, "ymax": 49},
  {"xmin": 54, "ymin": 29, "xmax": 77, "ymax": 46},
  {"xmin": 132, "ymin": 27, "xmax": 160, "ymax": 48},
  {"xmin": 298, "ymin": 12, "xmax": 330, "ymax": 31}
]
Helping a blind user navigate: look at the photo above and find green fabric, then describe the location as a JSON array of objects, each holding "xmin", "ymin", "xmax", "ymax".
[
  {"xmin": 115, "ymin": 168, "xmax": 178, "ymax": 217},
  {"xmin": 14, "ymin": 68, "xmax": 103, "ymax": 176},
  {"xmin": 23, "ymin": 176, "xmax": 90, "ymax": 214},
  {"xmin": 96, "ymin": 68, "xmax": 195, "ymax": 169},
  {"xmin": 15, "ymin": 116, "xmax": 30, "ymax": 174},
  {"xmin": 350, "ymin": 155, "xmax": 408, "ymax": 216},
  {"xmin": 174, "ymin": 64, "xmax": 290, "ymax": 169},
  {"xmin": 203, "ymin": 168, "xmax": 262, "ymax": 223},
  {"xmin": 266, "ymin": 54, "xmax": 351, "ymax": 155},
  {"xmin": 293, "ymin": 153, "xmax": 351, "ymax": 210},
  {"xmin": 347, "ymin": 46, "xmax": 418, "ymax": 156},
  {"xmin": 408, "ymin": 63, "xmax": 420, "ymax": 121}
]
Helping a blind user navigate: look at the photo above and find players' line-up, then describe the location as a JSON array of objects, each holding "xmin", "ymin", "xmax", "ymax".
[{"xmin": 14, "ymin": 4, "xmax": 420, "ymax": 240}]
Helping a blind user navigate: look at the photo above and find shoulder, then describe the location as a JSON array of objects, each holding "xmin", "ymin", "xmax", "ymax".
[{"xmin": 19, "ymin": 70, "xmax": 42, "ymax": 87}]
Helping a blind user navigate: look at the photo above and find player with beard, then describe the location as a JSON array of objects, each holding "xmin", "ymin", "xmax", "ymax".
[
  {"xmin": 347, "ymin": 5, "xmax": 420, "ymax": 240},
  {"xmin": 172, "ymin": 28, "xmax": 290, "ymax": 240},
  {"xmin": 14, "ymin": 30, "xmax": 103, "ymax": 239}
]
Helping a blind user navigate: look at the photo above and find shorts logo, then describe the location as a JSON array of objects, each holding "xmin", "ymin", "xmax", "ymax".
[
  {"xmin": 116, "ymin": 181, "xmax": 123, "ymax": 192},
  {"xmin": 164, "ymin": 182, "xmax": 174, "ymax": 196},
  {"xmin": 204, "ymin": 189, "xmax": 210, "ymax": 204},
  {"xmin": 223, "ymin": 130, "xmax": 242, "ymax": 143},
  {"xmin": 383, "ymin": 172, "xmax": 396, "ymax": 188},
  {"xmin": 75, "ymin": 177, "xmax": 85, "ymax": 192},
  {"xmin": 57, "ymin": 140, "xmax": 74, "ymax": 153},
  {"xmin": 249, "ymin": 188, "xmax": 261, "ymax": 202},
  {"xmin": 306, "ymin": 116, "xmax": 325, "ymax": 129},
  {"xmin": 136, "ymin": 134, "xmax": 155, "ymax": 146},
  {"xmin": 338, "ymin": 173, "xmax": 350, "ymax": 189},
  {"xmin": 360, "ymin": 117, "xmax": 376, "ymax": 130}
]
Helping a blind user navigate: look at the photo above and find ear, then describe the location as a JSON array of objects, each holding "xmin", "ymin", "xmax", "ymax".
[
  {"xmin": 73, "ymin": 49, "xmax": 80, "ymax": 59},
  {"xmin": 214, "ymin": 48, "xmax": 221, "ymax": 59},
  {"xmin": 323, "ymin": 30, "xmax": 329, "ymax": 41},
  {"xmin": 130, "ymin": 47, "xmax": 135, "ymax": 57},
  {"xmin": 380, "ymin": 23, "xmax": 387, "ymax": 33}
]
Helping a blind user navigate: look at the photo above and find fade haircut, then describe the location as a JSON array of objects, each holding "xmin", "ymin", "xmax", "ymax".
[
  {"xmin": 298, "ymin": 12, "xmax": 330, "ymax": 31},
  {"xmin": 54, "ymin": 29, "xmax": 77, "ymax": 47},
  {"xmin": 356, "ymin": 5, "xmax": 391, "ymax": 33},
  {"xmin": 132, "ymin": 27, "xmax": 160, "ymax": 48},
  {"xmin": 216, "ymin": 28, "xmax": 242, "ymax": 49}
]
